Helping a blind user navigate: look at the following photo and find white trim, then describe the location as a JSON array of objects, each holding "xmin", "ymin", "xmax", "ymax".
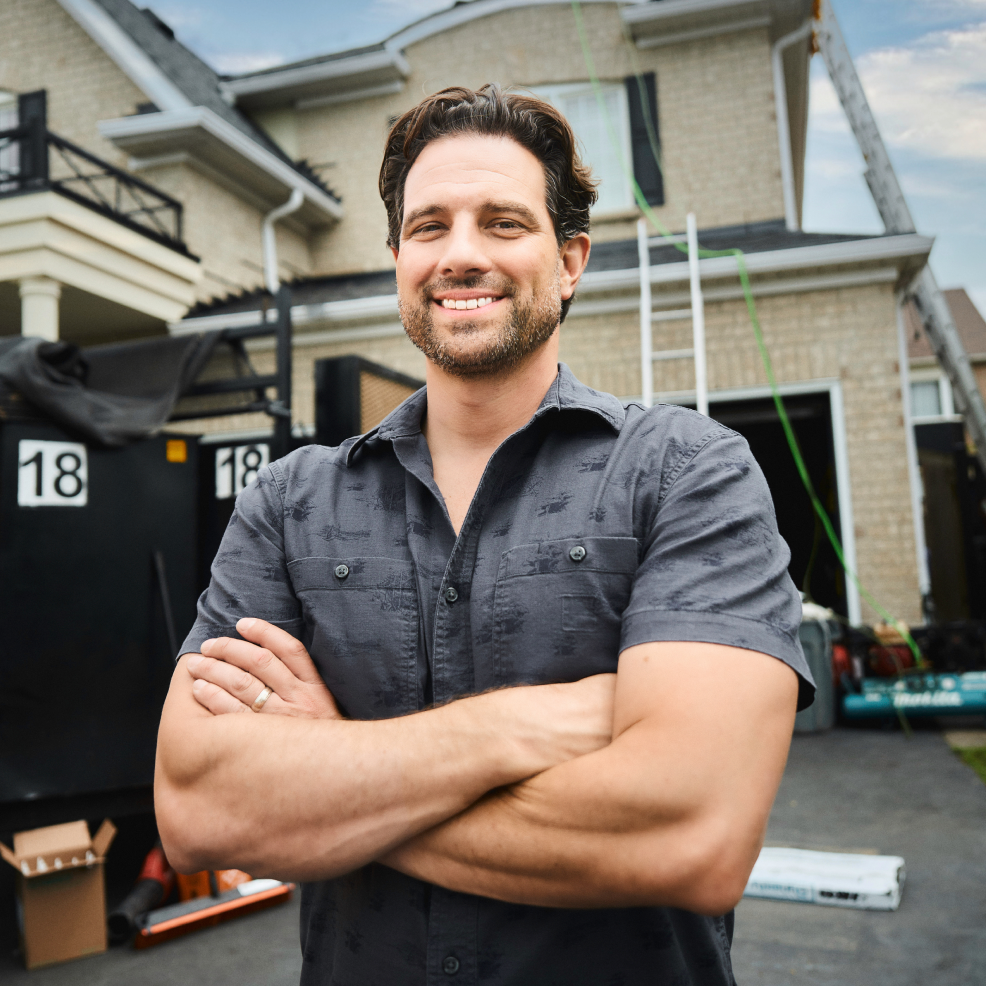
[
  {"xmin": 896, "ymin": 299, "xmax": 931, "ymax": 600},
  {"xmin": 772, "ymin": 20, "xmax": 813, "ymax": 232},
  {"xmin": 297, "ymin": 81, "xmax": 405, "ymax": 111},
  {"xmin": 226, "ymin": 49, "xmax": 410, "ymax": 107},
  {"xmin": 170, "ymin": 293, "xmax": 400, "ymax": 335},
  {"xmin": 99, "ymin": 107, "xmax": 343, "ymax": 223},
  {"xmin": 635, "ymin": 16, "xmax": 771, "ymax": 48},
  {"xmin": 244, "ymin": 321, "xmax": 407, "ymax": 352},
  {"xmin": 651, "ymin": 377, "xmax": 861, "ymax": 623},
  {"xmin": 384, "ymin": 0, "xmax": 608, "ymax": 53},
  {"xmin": 55, "ymin": 0, "xmax": 191, "ymax": 111},
  {"xmin": 579, "ymin": 233, "xmax": 933, "ymax": 294},
  {"xmin": 622, "ymin": 0, "xmax": 767, "ymax": 24},
  {"xmin": 828, "ymin": 380, "xmax": 862, "ymax": 625}
]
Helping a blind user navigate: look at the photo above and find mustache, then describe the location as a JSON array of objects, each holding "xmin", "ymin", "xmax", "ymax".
[{"xmin": 423, "ymin": 275, "xmax": 516, "ymax": 301}]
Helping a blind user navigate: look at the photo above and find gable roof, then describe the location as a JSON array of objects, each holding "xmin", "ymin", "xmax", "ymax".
[
  {"xmin": 87, "ymin": 0, "xmax": 290, "ymax": 162},
  {"xmin": 907, "ymin": 289, "xmax": 986, "ymax": 362}
]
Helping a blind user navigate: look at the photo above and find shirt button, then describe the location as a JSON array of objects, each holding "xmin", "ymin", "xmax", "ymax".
[
  {"xmin": 334, "ymin": 564, "xmax": 349, "ymax": 580},
  {"xmin": 442, "ymin": 955, "xmax": 460, "ymax": 975},
  {"xmin": 569, "ymin": 545, "xmax": 586, "ymax": 562},
  {"xmin": 444, "ymin": 586, "xmax": 459, "ymax": 604}
]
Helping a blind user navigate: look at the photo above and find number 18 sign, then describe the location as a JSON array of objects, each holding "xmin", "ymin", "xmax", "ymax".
[
  {"xmin": 215, "ymin": 443, "xmax": 269, "ymax": 499},
  {"xmin": 18, "ymin": 439, "xmax": 89, "ymax": 507}
]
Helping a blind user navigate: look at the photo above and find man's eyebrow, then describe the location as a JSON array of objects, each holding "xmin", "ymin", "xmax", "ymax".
[{"xmin": 402, "ymin": 200, "xmax": 543, "ymax": 232}]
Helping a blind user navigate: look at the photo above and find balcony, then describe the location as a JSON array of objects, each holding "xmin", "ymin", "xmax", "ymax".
[{"xmin": 0, "ymin": 91, "xmax": 201, "ymax": 343}]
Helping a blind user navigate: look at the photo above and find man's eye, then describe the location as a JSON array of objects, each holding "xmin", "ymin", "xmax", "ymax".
[{"xmin": 491, "ymin": 220, "xmax": 521, "ymax": 230}]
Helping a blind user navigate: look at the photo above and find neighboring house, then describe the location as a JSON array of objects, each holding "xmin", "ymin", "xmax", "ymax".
[
  {"xmin": 905, "ymin": 289, "xmax": 986, "ymax": 621},
  {"xmin": 1, "ymin": 0, "xmax": 949, "ymax": 626}
]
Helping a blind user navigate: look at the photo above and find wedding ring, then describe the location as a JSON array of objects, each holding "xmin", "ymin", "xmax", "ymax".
[{"xmin": 250, "ymin": 686, "xmax": 273, "ymax": 713}]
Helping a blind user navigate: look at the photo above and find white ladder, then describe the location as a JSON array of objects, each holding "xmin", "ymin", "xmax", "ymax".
[
  {"xmin": 638, "ymin": 214, "xmax": 708, "ymax": 413},
  {"xmin": 816, "ymin": 0, "xmax": 986, "ymax": 475}
]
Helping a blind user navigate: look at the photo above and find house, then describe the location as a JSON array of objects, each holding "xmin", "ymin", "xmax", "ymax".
[
  {"xmin": 1, "ymin": 0, "xmax": 950, "ymax": 626},
  {"xmin": 906, "ymin": 289, "xmax": 986, "ymax": 621}
]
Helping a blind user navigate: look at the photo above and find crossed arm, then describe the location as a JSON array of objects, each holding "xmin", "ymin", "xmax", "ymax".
[{"xmin": 155, "ymin": 620, "xmax": 797, "ymax": 915}]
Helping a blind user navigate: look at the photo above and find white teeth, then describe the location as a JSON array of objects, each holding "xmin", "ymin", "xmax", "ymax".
[{"xmin": 440, "ymin": 297, "xmax": 496, "ymax": 309}]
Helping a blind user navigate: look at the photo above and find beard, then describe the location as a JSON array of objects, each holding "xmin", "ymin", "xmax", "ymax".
[{"xmin": 399, "ymin": 273, "xmax": 562, "ymax": 378}]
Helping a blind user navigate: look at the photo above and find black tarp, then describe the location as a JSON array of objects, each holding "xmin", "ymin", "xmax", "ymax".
[{"xmin": 0, "ymin": 333, "xmax": 220, "ymax": 446}]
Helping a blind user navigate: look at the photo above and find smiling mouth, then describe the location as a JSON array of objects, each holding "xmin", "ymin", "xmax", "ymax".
[{"xmin": 436, "ymin": 296, "xmax": 501, "ymax": 311}]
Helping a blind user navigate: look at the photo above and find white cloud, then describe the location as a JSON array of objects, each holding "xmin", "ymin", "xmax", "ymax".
[
  {"xmin": 209, "ymin": 52, "xmax": 285, "ymax": 74},
  {"xmin": 812, "ymin": 23, "xmax": 986, "ymax": 160}
]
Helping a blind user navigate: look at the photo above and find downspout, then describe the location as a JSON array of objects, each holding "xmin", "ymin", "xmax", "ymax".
[
  {"xmin": 772, "ymin": 20, "xmax": 813, "ymax": 232},
  {"xmin": 262, "ymin": 188, "xmax": 304, "ymax": 297}
]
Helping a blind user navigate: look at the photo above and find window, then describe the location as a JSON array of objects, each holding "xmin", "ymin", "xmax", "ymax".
[
  {"xmin": 910, "ymin": 376, "xmax": 955, "ymax": 421},
  {"xmin": 911, "ymin": 381, "xmax": 942, "ymax": 418},
  {"xmin": 532, "ymin": 75, "xmax": 664, "ymax": 215}
]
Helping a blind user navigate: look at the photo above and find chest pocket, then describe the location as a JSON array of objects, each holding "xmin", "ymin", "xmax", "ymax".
[
  {"xmin": 288, "ymin": 556, "xmax": 417, "ymax": 719},
  {"xmin": 492, "ymin": 537, "xmax": 638, "ymax": 686}
]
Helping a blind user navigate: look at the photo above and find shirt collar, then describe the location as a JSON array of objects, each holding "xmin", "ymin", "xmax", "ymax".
[{"xmin": 346, "ymin": 363, "xmax": 624, "ymax": 465}]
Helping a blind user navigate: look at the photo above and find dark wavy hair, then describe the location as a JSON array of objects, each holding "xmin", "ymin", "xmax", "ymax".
[{"xmin": 379, "ymin": 84, "xmax": 598, "ymax": 321}]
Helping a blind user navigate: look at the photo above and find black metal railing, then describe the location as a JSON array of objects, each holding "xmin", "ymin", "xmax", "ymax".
[
  {"xmin": 170, "ymin": 285, "xmax": 294, "ymax": 459},
  {"xmin": 0, "ymin": 90, "xmax": 189, "ymax": 254}
]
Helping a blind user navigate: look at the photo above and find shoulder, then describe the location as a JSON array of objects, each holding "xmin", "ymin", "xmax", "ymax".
[{"xmin": 618, "ymin": 403, "xmax": 750, "ymax": 497}]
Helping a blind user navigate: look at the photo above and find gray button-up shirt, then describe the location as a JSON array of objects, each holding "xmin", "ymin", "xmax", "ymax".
[{"xmin": 181, "ymin": 364, "xmax": 812, "ymax": 986}]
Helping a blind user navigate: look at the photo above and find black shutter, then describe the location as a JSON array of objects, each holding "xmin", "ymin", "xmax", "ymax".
[
  {"xmin": 17, "ymin": 90, "xmax": 48, "ymax": 185},
  {"xmin": 624, "ymin": 73, "xmax": 663, "ymax": 206}
]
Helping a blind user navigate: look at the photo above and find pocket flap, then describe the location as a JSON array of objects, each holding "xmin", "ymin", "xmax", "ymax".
[
  {"xmin": 288, "ymin": 556, "xmax": 414, "ymax": 592},
  {"xmin": 500, "ymin": 537, "xmax": 638, "ymax": 579}
]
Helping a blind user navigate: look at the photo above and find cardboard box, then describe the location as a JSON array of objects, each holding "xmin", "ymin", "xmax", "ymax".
[{"xmin": 0, "ymin": 818, "xmax": 116, "ymax": 969}]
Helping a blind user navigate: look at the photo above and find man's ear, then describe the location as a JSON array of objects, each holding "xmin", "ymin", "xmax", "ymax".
[
  {"xmin": 559, "ymin": 233, "xmax": 591, "ymax": 301},
  {"xmin": 390, "ymin": 244, "xmax": 400, "ymax": 263}
]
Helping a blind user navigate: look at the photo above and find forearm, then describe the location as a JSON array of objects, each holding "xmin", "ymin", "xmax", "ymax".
[
  {"xmin": 155, "ymin": 657, "xmax": 588, "ymax": 882},
  {"xmin": 381, "ymin": 723, "xmax": 735, "ymax": 911}
]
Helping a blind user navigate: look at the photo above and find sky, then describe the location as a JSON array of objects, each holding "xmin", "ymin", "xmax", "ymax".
[{"xmin": 153, "ymin": 0, "xmax": 986, "ymax": 311}]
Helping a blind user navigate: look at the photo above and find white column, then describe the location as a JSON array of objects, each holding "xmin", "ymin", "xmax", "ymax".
[
  {"xmin": 637, "ymin": 218, "xmax": 653, "ymax": 408},
  {"xmin": 20, "ymin": 277, "xmax": 61, "ymax": 341},
  {"xmin": 896, "ymin": 298, "xmax": 932, "ymax": 607},
  {"xmin": 686, "ymin": 213, "xmax": 708, "ymax": 416}
]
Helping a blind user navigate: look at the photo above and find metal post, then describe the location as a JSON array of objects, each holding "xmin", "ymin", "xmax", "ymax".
[
  {"xmin": 686, "ymin": 213, "xmax": 708, "ymax": 416},
  {"xmin": 637, "ymin": 218, "xmax": 653, "ymax": 408},
  {"xmin": 271, "ymin": 284, "xmax": 293, "ymax": 460}
]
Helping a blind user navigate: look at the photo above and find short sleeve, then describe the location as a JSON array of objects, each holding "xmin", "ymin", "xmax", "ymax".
[
  {"xmin": 620, "ymin": 428, "xmax": 815, "ymax": 711},
  {"xmin": 178, "ymin": 462, "xmax": 303, "ymax": 658}
]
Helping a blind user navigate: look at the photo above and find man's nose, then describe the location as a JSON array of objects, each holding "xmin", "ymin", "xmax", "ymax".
[{"xmin": 437, "ymin": 219, "xmax": 492, "ymax": 279}]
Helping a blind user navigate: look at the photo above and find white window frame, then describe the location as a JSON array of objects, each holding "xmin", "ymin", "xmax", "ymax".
[
  {"xmin": 909, "ymin": 369, "xmax": 960, "ymax": 424},
  {"xmin": 529, "ymin": 81, "xmax": 635, "ymax": 215}
]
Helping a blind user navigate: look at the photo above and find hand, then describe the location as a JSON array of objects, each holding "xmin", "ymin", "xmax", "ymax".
[
  {"xmin": 494, "ymin": 673, "xmax": 617, "ymax": 775},
  {"xmin": 185, "ymin": 618, "xmax": 341, "ymax": 720}
]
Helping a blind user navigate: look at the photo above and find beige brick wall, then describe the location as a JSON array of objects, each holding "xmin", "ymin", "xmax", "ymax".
[
  {"xmin": 0, "ymin": 0, "xmax": 146, "ymax": 169},
  {"xmin": 138, "ymin": 162, "xmax": 312, "ymax": 303},
  {"xmin": 300, "ymin": 3, "xmax": 785, "ymax": 277}
]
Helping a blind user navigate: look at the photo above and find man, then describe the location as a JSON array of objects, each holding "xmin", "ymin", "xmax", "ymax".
[{"xmin": 156, "ymin": 84, "xmax": 813, "ymax": 985}]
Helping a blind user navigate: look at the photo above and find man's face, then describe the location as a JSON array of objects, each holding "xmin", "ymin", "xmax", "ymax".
[{"xmin": 394, "ymin": 133, "xmax": 580, "ymax": 377}]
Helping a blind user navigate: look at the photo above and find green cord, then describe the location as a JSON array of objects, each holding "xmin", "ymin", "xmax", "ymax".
[{"xmin": 570, "ymin": 0, "xmax": 925, "ymax": 668}]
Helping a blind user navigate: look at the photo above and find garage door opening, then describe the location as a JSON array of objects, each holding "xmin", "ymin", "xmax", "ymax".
[{"xmin": 709, "ymin": 392, "xmax": 847, "ymax": 618}]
